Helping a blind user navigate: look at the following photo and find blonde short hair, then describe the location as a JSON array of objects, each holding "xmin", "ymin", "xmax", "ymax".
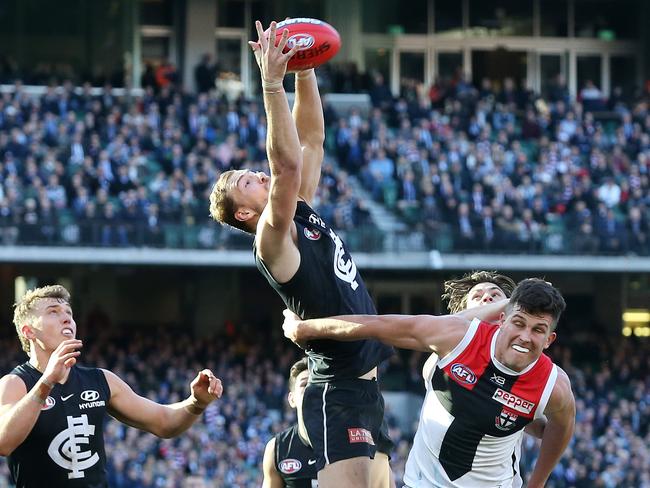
[
  {"xmin": 209, "ymin": 170, "xmax": 252, "ymax": 233},
  {"xmin": 13, "ymin": 285, "xmax": 71, "ymax": 353}
]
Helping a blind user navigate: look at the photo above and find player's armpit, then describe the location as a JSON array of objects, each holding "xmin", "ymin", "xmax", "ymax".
[{"xmin": 262, "ymin": 437, "xmax": 284, "ymax": 488}]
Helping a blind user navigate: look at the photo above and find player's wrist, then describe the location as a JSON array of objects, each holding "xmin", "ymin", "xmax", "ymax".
[
  {"xmin": 295, "ymin": 69, "xmax": 315, "ymax": 80},
  {"xmin": 184, "ymin": 395, "xmax": 207, "ymax": 415},
  {"xmin": 262, "ymin": 77, "xmax": 284, "ymax": 93}
]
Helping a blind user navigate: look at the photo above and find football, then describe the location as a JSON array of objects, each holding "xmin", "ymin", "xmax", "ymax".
[{"xmin": 273, "ymin": 18, "xmax": 341, "ymax": 71}]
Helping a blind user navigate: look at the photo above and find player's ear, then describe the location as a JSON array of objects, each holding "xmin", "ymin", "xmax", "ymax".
[
  {"xmin": 235, "ymin": 207, "xmax": 254, "ymax": 222},
  {"xmin": 287, "ymin": 391, "xmax": 297, "ymax": 409},
  {"xmin": 543, "ymin": 331, "xmax": 557, "ymax": 350},
  {"xmin": 21, "ymin": 324, "xmax": 35, "ymax": 341}
]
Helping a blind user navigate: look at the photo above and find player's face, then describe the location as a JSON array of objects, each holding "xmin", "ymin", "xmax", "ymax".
[
  {"xmin": 465, "ymin": 282, "xmax": 507, "ymax": 309},
  {"xmin": 288, "ymin": 370, "xmax": 309, "ymax": 412},
  {"xmin": 495, "ymin": 305, "xmax": 556, "ymax": 372},
  {"xmin": 25, "ymin": 298, "xmax": 76, "ymax": 352},
  {"xmin": 234, "ymin": 170, "xmax": 270, "ymax": 218}
]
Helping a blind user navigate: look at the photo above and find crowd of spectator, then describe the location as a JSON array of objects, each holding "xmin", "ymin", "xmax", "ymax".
[
  {"xmin": 1, "ymin": 69, "xmax": 649, "ymax": 255},
  {"xmin": 335, "ymin": 72, "xmax": 650, "ymax": 254},
  {"xmin": 0, "ymin": 80, "xmax": 370, "ymax": 250},
  {"xmin": 0, "ymin": 313, "xmax": 646, "ymax": 487}
]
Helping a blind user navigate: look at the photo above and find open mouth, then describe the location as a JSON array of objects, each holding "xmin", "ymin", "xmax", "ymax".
[
  {"xmin": 512, "ymin": 344, "xmax": 530, "ymax": 353},
  {"xmin": 62, "ymin": 328, "xmax": 74, "ymax": 337}
]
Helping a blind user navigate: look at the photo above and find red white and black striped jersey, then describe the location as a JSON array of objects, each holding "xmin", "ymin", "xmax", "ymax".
[{"xmin": 404, "ymin": 319, "xmax": 557, "ymax": 488}]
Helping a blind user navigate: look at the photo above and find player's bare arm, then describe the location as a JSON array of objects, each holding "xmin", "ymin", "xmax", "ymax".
[
  {"xmin": 524, "ymin": 417, "xmax": 547, "ymax": 439},
  {"xmin": 262, "ymin": 437, "xmax": 284, "ymax": 488},
  {"xmin": 249, "ymin": 21, "xmax": 303, "ymax": 280},
  {"xmin": 527, "ymin": 368, "xmax": 576, "ymax": 488},
  {"xmin": 293, "ymin": 68, "xmax": 325, "ymax": 204},
  {"xmin": 283, "ymin": 300, "xmax": 507, "ymax": 356},
  {"xmin": 0, "ymin": 339, "xmax": 81, "ymax": 456},
  {"xmin": 104, "ymin": 368, "xmax": 222, "ymax": 439}
]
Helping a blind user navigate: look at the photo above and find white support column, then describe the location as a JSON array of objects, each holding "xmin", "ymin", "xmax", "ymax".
[
  {"xmin": 242, "ymin": 0, "xmax": 252, "ymax": 98},
  {"xmin": 391, "ymin": 48, "xmax": 400, "ymax": 96},
  {"xmin": 463, "ymin": 46, "xmax": 472, "ymax": 80},
  {"xmin": 602, "ymin": 53, "xmax": 610, "ymax": 98},
  {"xmin": 129, "ymin": 0, "xmax": 141, "ymax": 90},
  {"xmin": 568, "ymin": 49, "xmax": 577, "ymax": 100},
  {"xmin": 527, "ymin": 51, "xmax": 537, "ymax": 92},
  {"xmin": 183, "ymin": 0, "xmax": 217, "ymax": 92}
]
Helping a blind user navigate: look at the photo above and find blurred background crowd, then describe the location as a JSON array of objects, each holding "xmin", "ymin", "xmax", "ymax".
[
  {"xmin": 0, "ymin": 314, "xmax": 647, "ymax": 487},
  {"xmin": 0, "ymin": 65, "xmax": 648, "ymax": 255}
]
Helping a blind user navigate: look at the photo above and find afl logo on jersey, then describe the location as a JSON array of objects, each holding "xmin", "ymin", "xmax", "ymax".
[
  {"xmin": 279, "ymin": 458, "xmax": 302, "ymax": 474},
  {"xmin": 304, "ymin": 227, "xmax": 322, "ymax": 240},
  {"xmin": 42, "ymin": 396, "xmax": 56, "ymax": 411},
  {"xmin": 80, "ymin": 390, "xmax": 100, "ymax": 402},
  {"xmin": 450, "ymin": 363, "xmax": 477, "ymax": 385}
]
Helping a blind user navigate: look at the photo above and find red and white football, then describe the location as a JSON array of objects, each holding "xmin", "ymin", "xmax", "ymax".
[{"xmin": 273, "ymin": 18, "xmax": 341, "ymax": 71}]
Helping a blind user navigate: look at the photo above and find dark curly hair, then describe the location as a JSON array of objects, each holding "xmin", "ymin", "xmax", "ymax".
[{"xmin": 442, "ymin": 271, "xmax": 516, "ymax": 314}]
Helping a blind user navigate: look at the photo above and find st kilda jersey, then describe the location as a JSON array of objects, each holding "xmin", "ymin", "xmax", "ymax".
[
  {"xmin": 8, "ymin": 362, "xmax": 111, "ymax": 488},
  {"xmin": 274, "ymin": 424, "xmax": 318, "ymax": 487},
  {"xmin": 255, "ymin": 201, "xmax": 393, "ymax": 383},
  {"xmin": 404, "ymin": 319, "xmax": 558, "ymax": 488}
]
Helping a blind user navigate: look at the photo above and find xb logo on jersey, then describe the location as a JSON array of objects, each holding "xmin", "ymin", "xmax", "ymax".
[{"xmin": 47, "ymin": 414, "xmax": 99, "ymax": 479}]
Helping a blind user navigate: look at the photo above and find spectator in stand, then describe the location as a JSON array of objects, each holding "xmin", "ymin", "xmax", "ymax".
[{"xmin": 194, "ymin": 53, "xmax": 218, "ymax": 94}]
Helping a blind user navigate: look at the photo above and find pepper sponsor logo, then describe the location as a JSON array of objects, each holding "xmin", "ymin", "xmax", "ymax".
[{"xmin": 492, "ymin": 388, "xmax": 535, "ymax": 414}]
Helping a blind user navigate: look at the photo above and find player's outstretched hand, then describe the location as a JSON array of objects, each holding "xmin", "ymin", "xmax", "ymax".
[
  {"xmin": 189, "ymin": 369, "xmax": 223, "ymax": 408},
  {"xmin": 43, "ymin": 339, "xmax": 82, "ymax": 385},
  {"xmin": 248, "ymin": 20, "xmax": 300, "ymax": 85},
  {"xmin": 282, "ymin": 309, "xmax": 306, "ymax": 348}
]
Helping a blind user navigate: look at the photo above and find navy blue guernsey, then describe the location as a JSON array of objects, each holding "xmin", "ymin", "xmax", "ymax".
[
  {"xmin": 255, "ymin": 201, "xmax": 393, "ymax": 383},
  {"xmin": 8, "ymin": 362, "xmax": 111, "ymax": 488},
  {"xmin": 274, "ymin": 424, "xmax": 318, "ymax": 487}
]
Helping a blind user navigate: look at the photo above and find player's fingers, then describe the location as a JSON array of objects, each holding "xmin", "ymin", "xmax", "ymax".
[
  {"xmin": 255, "ymin": 21, "xmax": 267, "ymax": 49},
  {"xmin": 276, "ymin": 28, "xmax": 290, "ymax": 53},
  {"xmin": 59, "ymin": 351, "xmax": 81, "ymax": 362},
  {"xmin": 211, "ymin": 378, "xmax": 223, "ymax": 398},
  {"xmin": 268, "ymin": 21, "xmax": 277, "ymax": 48},
  {"xmin": 284, "ymin": 43, "xmax": 300, "ymax": 61},
  {"xmin": 64, "ymin": 357, "xmax": 77, "ymax": 368}
]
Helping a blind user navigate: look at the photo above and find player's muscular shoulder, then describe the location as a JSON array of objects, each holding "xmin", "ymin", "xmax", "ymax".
[
  {"xmin": 257, "ymin": 220, "xmax": 301, "ymax": 284},
  {"xmin": 545, "ymin": 368, "xmax": 574, "ymax": 416}
]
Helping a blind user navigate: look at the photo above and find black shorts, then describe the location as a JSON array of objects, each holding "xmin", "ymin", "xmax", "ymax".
[{"xmin": 302, "ymin": 378, "xmax": 394, "ymax": 471}]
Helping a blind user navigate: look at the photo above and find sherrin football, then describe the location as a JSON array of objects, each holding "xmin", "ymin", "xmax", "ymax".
[{"xmin": 273, "ymin": 18, "xmax": 341, "ymax": 71}]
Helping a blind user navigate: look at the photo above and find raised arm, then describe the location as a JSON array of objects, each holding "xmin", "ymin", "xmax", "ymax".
[
  {"xmin": 527, "ymin": 369, "xmax": 575, "ymax": 488},
  {"xmin": 293, "ymin": 69, "xmax": 325, "ymax": 204},
  {"xmin": 249, "ymin": 21, "xmax": 302, "ymax": 261},
  {"xmin": 283, "ymin": 300, "xmax": 507, "ymax": 356},
  {"xmin": 0, "ymin": 339, "xmax": 81, "ymax": 456},
  {"xmin": 104, "ymin": 368, "xmax": 222, "ymax": 439}
]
